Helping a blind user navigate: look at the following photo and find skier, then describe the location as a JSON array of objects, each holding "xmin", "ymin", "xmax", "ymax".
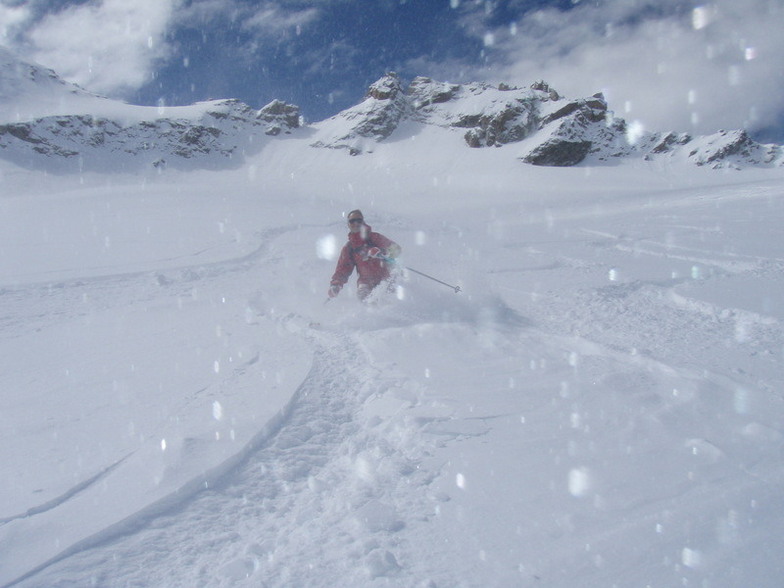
[{"xmin": 328, "ymin": 210, "xmax": 401, "ymax": 301}]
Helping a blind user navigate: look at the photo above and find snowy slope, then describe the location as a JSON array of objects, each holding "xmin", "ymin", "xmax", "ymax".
[
  {"xmin": 1, "ymin": 115, "xmax": 783, "ymax": 588},
  {"xmin": 0, "ymin": 45, "xmax": 114, "ymax": 122}
]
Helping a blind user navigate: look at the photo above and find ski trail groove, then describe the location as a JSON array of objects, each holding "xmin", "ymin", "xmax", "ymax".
[
  {"xmin": 0, "ymin": 454, "xmax": 133, "ymax": 527},
  {"xmin": 16, "ymin": 320, "xmax": 424, "ymax": 587}
]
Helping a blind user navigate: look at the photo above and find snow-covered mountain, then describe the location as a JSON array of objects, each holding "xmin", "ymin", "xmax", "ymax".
[
  {"xmin": 312, "ymin": 73, "xmax": 784, "ymax": 169},
  {"xmin": 0, "ymin": 98, "xmax": 301, "ymax": 172},
  {"xmin": 0, "ymin": 47, "xmax": 301, "ymax": 172},
  {"xmin": 0, "ymin": 48, "xmax": 782, "ymax": 173}
]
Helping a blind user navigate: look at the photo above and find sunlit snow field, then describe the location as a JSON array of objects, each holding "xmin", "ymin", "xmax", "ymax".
[{"xmin": 1, "ymin": 130, "xmax": 783, "ymax": 587}]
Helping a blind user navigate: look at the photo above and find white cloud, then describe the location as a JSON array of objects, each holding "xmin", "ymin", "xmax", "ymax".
[
  {"xmin": 172, "ymin": 0, "xmax": 319, "ymax": 36},
  {"xmin": 471, "ymin": 0, "xmax": 784, "ymax": 136},
  {"xmin": 171, "ymin": 0, "xmax": 242, "ymax": 25},
  {"xmin": 16, "ymin": 0, "xmax": 179, "ymax": 97},
  {"xmin": 1, "ymin": 0, "xmax": 323, "ymax": 99},
  {"xmin": 243, "ymin": 5, "xmax": 319, "ymax": 34}
]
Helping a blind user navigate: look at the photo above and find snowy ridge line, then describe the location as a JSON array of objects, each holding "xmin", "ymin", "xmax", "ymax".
[
  {"xmin": 0, "ymin": 454, "xmax": 132, "ymax": 527},
  {"xmin": 1, "ymin": 349, "xmax": 316, "ymax": 588}
]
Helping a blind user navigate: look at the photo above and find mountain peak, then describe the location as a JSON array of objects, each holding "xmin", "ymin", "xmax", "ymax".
[{"xmin": 367, "ymin": 72, "xmax": 405, "ymax": 101}]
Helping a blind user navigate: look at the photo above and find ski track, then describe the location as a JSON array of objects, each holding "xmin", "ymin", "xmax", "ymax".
[
  {"xmin": 15, "ymin": 318, "xmax": 440, "ymax": 588},
  {"xmin": 0, "ymin": 455, "xmax": 132, "ymax": 527}
]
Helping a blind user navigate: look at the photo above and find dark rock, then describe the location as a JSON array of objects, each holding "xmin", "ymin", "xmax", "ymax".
[{"xmin": 523, "ymin": 140, "xmax": 593, "ymax": 166}]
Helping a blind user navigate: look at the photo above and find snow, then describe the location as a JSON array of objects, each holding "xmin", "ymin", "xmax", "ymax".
[{"xmin": 1, "ymin": 112, "xmax": 784, "ymax": 588}]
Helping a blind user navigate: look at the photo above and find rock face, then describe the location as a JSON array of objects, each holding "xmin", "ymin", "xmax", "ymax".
[
  {"xmin": 256, "ymin": 100, "xmax": 302, "ymax": 136},
  {"xmin": 310, "ymin": 74, "xmax": 409, "ymax": 155},
  {"xmin": 0, "ymin": 46, "xmax": 781, "ymax": 171},
  {"xmin": 311, "ymin": 74, "xmax": 784, "ymax": 169},
  {"xmin": 312, "ymin": 74, "xmax": 546, "ymax": 154},
  {"xmin": 410, "ymin": 77, "xmax": 540, "ymax": 147}
]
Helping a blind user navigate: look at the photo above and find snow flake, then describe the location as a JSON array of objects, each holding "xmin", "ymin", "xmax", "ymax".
[
  {"xmin": 316, "ymin": 234, "xmax": 337, "ymax": 260},
  {"xmin": 212, "ymin": 400, "xmax": 223, "ymax": 421},
  {"xmin": 681, "ymin": 547, "xmax": 702, "ymax": 568},
  {"xmin": 568, "ymin": 467, "xmax": 591, "ymax": 497}
]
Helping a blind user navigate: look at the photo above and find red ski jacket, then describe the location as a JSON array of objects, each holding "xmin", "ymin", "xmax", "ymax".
[{"xmin": 330, "ymin": 225, "xmax": 401, "ymax": 290}]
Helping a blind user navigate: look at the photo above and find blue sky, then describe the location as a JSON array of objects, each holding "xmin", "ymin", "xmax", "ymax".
[{"xmin": 1, "ymin": 0, "xmax": 783, "ymax": 141}]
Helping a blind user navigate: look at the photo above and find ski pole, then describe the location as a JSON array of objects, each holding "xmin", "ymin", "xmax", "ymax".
[
  {"xmin": 377, "ymin": 254, "xmax": 461, "ymax": 293},
  {"xmin": 403, "ymin": 266, "xmax": 461, "ymax": 293}
]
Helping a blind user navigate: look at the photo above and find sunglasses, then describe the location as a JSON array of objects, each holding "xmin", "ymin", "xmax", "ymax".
[{"xmin": 348, "ymin": 218, "xmax": 364, "ymax": 224}]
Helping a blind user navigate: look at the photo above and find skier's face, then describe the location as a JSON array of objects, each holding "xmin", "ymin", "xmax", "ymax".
[{"xmin": 348, "ymin": 216, "xmax": 364, "ymax": 233}]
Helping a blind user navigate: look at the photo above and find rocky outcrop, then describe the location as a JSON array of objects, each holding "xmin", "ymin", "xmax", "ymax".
[
  {"xmin": 645, "ymin": 131, "xmax": 692, "ymax": 155},
  {"xmin": 350, "ymin": 74, "xmax": 409, "ymax": 141},
  {"xmin": 408, "ymin": 77, "xmax": 460, "ymax": 107},
  {"xmin": 684, "ymin": 130, "xmax": 783, "ymax": 168},
  {"xmin": 522, "ymin": 93, "xmax": 628, "ymax": 166},
  {"xmin": 256, "ymin": 100, "xmax": 302, "ymax": 135},
  {"xmin": 523, "ymin": 139, "xmax": 593, "ymax": 167},
  {"xmin": 458, "ymin": 100, "xmax": 537, "ymax": 148},
  {"xmin": 310, "ymin": 73, "xmax": 409, "ymax": 154},
  {"xmin": 312, "ymin": 76, "xmax": 547, "ymax": 153},
  {"xmin": 409, "ymin": 77, "xmax": 543, "ymax": 147}
]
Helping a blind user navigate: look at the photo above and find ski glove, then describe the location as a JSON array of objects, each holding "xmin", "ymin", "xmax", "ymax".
[
  {"xmin": 366, "ymin": 247, "xmax": 383, "ymax": 260},
  {"xmin": 328, "ymin": 284, "xmax": 341, "ymax": 298}
]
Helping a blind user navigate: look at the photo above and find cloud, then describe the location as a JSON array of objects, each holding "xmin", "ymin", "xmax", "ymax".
[
  {"xmin": 461, "ymin": 0, "xmax": 784, "ymax": 137},
  {"xmin": 0, "ymin": 3, "xmax": 31, "ymax": 44},
  {"xmin": 2, "ymin": 0, "xmax": 179, "ymax": 97},
  {"xmin": 169, "ymin": 0, "xmax": 323, "ymax": 72},
  {"xmin": 172, "ymin": 0, "xmax": 319, "ymax": 37},
  {"xmin": 243, "ymin": 4, "xmax": 319, "ymax": 34}
]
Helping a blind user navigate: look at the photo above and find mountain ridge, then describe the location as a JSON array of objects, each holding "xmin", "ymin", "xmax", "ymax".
[
  {"xmin": 0, "ymin": 47, "xmax": 781, "ymax": 172},
  {"xmin": 312, "ymin": 73, "xmax": 784, "ymax": 169}
]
